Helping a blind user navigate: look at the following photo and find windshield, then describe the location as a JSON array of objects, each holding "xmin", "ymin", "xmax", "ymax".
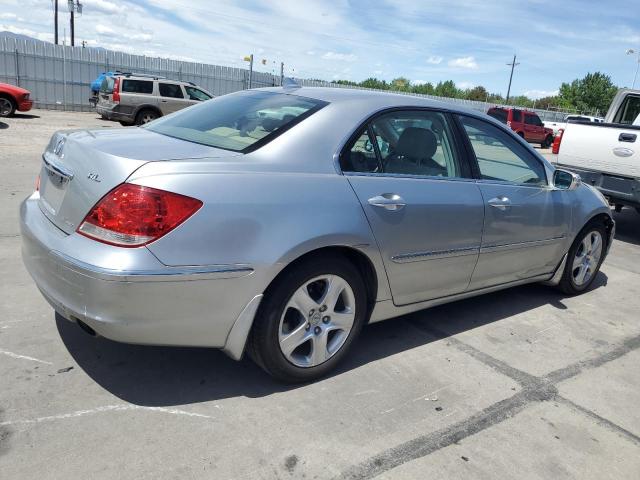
[{"xmin": 146, "ymin": 91, "xmax": 327, "ymax": 152}]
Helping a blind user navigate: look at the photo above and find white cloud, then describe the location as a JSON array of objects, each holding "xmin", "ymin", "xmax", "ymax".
[
  {"xmin": 448, "ymin": 56, "xmax": 478, "ymax": 69},
  {"xmin": 523, "ymin": 89, "xmax": 559, "ymax": 100},
  {"xmin": 0, "ymin": 13, "xmax": 18, "ymax": 20},
  {"xmin": 95, "ymin": 24, "xmax": 115, "ymax": 35},
  {"xmin": 426, "ymin": 55, "xmax": 442, "ymax": 64},
  {"xmin": 322, "ymin": 52, "xmax": 357, "ymax": 62},
  {"xmin": 83, "ymin": 0, "xmax": 120, "ymax": 15},
  {"xmin": 458, "ymin": 81, "xmax": 475, "ymax": 89}
]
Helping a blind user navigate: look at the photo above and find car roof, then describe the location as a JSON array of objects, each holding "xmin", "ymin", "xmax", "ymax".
[{"xmin": 256, "ymin": 86, "xmax": 481, "ymax": 116}]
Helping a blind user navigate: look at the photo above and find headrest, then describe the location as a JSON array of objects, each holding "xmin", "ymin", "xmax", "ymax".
[{"xmin": 396, "ymin": 127, "xmax": 437, "ymax": 160}]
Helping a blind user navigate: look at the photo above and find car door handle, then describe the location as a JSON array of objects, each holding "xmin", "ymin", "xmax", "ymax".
[
  {"xmin": 487, "ymin": 196, "xmax": 511, "ymax": 211},
  {"xmin": 368, "ymin": 194, "xmax": 406, "ymax": 211},
  {"xmin": 619, "ymin": 133, "xmax": 637, "ymax": 143}
]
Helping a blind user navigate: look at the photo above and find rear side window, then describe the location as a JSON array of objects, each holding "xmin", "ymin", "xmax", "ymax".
[
  {"xmin": 159, "ymin": 83, "xmax": 184, "ymax": 98},
  {"xmin": 524, "ymin": 114, "xmax": 535, "ymax": 125},
  {"xmin": 458, "ymin": 115, "xmax": 547, "ymax": 186},
  {"xmin": 146, "ymin": 91, "xmax": 327, "ymax": 152},
  {"xmin": 612, "ymin": 94, "xmax": 640, "ymax": 125},
  {"xmin": 341, "ymin": 110, "xmax": 463, "ymax": 178},
  {"xmin": 487, "ymin": 108, "xmax": 507, "ymax": 124},
  {"xmin": 512, "ymin": 110, "xmax": 522, "ymax": 122},
  {"xmin": 121, "ymin": 80, "xmax": 153, "ymax": 94}
]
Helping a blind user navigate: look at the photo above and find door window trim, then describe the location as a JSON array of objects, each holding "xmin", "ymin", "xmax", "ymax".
[
  {"xmin": 338, "ymin": 107, "xmax": 475, "ymax": 180},
  {"xmin": 454, "ymin": 114, "xmax": 550, "ymax": 187}
]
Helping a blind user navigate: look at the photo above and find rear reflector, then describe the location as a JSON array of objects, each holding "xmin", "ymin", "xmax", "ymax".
[{"xmin": 77, "ymin": 183, "xmax": 202, "ymax": 247}]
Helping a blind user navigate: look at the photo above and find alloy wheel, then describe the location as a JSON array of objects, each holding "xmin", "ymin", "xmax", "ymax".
[
  {"xmin": 572, "ymin": 230, "xmax": 603, "ymax": 286},
  {"xmin": 0, "ymin": 98, "xmax": 12, "ymax": 116},
  {"xmin": 278, "ymin": 274, "xmax": 356, "ymax": 368}
]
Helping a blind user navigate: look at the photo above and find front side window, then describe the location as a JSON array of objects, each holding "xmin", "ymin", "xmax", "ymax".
[
  {"xmin": 159, "ymin": 83, "xmax": 184, "ymax": 98},
  {"xmin": 185, "ymin": 86, "xmax": 212, "ymax": 101},
  {"xmin": 459, "ymin": 115, "xmax": 547, "ymax": 186},
  {"xmin": 524, "ymin": 114, "xmax": 536, "ymax": 125},
  {"xmin": 146, "ymin": 91, "xmax": 327, "ymax": 152},
  {"xmin": 341, "ymin": 110, "xmax": 462, "ymax": 178},
  {"xmin": 121, "ymin": 79, "xmax": 153, "ymax": 94}
]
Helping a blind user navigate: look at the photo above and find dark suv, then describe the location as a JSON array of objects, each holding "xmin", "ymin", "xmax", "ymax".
[{"xmin": 487, "ymin": 107, "xmax": 554, "ymax": 148}]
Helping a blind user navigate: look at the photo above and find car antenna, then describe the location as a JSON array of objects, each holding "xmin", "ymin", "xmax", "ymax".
[{"xmin": 282, "ymin": 77, "xmax": 301, "ymax": 91}]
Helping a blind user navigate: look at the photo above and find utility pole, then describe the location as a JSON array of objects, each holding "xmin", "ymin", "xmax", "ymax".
[
  {"xmin": 68, "ymin": 1, "xmax": 82, "ymax": 47},
  {"xmin": 506, "ymin": 54, "xmax": 519, "ymax": 103},
  {"xmin": 280, "ymin": 62, "xmax": 284, "ymax": 86},
  {"xmin": 248, "ymin": 54, "xmax": 253, "ymax": 88},
  {"xmin": 54, "ymin": 0, "xmax": 59, "ymax": 45},
  {"xmin": 626, "ymin": 49, "xmax": 640, "ymax": 89}
]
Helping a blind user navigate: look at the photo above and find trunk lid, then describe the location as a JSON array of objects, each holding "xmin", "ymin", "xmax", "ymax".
[{"xmin": 38, "ymin": 128, "xmax": 240, "ymax": 234}]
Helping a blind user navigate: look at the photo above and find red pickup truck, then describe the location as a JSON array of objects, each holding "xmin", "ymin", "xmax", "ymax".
[
  {"xmin": 487, "ymin": 107, "xmax": 554, "ymax": 148},
  {"xmin": 0, "ymin": 83, "xmax": 33, "ymax": 117}
]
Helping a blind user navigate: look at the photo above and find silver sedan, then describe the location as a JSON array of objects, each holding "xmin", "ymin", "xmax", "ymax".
[{"xmin": 21, "ymin": 86, "xmax": 614, "ymax": 382}]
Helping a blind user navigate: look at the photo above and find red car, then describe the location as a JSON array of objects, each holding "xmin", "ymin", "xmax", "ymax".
[
  {"xmin": 487, "ymin": 107, "xmax": 554, "ymax": 148},
  {"xmin": 0, "ymin": 82, "xmax": 33, "ymax": 117}
]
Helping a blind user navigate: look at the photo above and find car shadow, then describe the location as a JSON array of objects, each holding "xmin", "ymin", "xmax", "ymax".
[
  {"xmin": 11, "ymin": 113, "xmax": 40, "ymax": 119},
  {"xmin": 57, "ymin": 272, "xmax": 607, "ymax": 407},
  {"xmin": 0, "ymin": 122, "xmax": 7, "ymax": 129},
  {"xmin": 612, "ymin": 207, "xmax": 640, "ymax": 246}
]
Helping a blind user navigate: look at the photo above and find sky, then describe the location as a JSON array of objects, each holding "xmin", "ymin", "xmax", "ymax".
[{"xmin": 1, "ymin": 0, "xmax": 639, "ymax": 98}]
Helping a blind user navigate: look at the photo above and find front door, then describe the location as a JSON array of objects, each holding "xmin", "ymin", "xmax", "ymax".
[
  {"xmin": 158, "ymin": 82, "xmax": 188, "ymax": 114},
  {"xmin": 457, "ymin": 115, "xmax": 570, "ymax": 290},
  {"xmin": 341, "ymin": 109, "xmax": 485, "ymax": 306}
]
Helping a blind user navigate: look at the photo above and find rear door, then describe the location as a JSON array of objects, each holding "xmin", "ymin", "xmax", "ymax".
[
  {"xmin": 158, "ymin": 82, "xmax": 188, "ymax": 114},
  {"xmin": 523, "ymin": 113, "xmax": 541, "ymax": 142},
  {"xmin": 342, "ymin": 109, "xmax": 485, "ymax": 306},
  {"xmin": 457, "ymin": 115, "xmax": 569, "ymax": 290},
  {"xmin": 120, "ymin": 78, "xmax": 157, "ymax": 111}
]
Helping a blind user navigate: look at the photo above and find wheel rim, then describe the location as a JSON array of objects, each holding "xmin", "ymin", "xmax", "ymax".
[
  {"xmin": 278, "ymin": 274, "xmax": 356, "ymax": 368},
  {"xmin": 141, "ymin": 113, "xmax": 155, "ymax": 124},
  {"xmin": 572, "ymin": 230, "xmax": 603, "ymax": 287},
  {"xmin": 0, "ymin": 98, "xmax": 12, "ymax": 116}
]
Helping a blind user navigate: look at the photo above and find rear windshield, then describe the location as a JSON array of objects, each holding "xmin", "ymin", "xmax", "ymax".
[
  {"xmin": 146, "ymin": 91, "xmax": 328, "ymax": 152},
  {"xmin": 487, "ymin": 109, "xmax": 507, "ymax": 124},
  {"xmin": 100, "ymin": 76, "xmax": 114, "ymax": 93}
]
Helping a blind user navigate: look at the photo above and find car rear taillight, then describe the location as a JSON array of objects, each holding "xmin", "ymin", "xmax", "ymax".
[
  {"xmin": 552, "ymin": 129, "xmax": 564, "ymax": 154},
  {"xmin": 112, "ymin": 77, "xmax": 121, "ymax": 103},
  {"xmin": 77, "ymin": 183, "xmax": 202, "ymax": 247}
]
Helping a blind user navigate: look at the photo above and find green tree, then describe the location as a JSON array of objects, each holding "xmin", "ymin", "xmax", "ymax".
[
  {"xmin": 391, "ymin": 77, "xmax": 411, "ymax": 91},
  {"xmin": 360, "ymin": 77, "xmax": 389, "ymax": 90},
  {"xmin": 411, "ymin": 82, "xmax": 435, "ymax": 95},
  {"xmin": 434, "ymin": 80, "xmax": 460, "ymax": 98},
  {"xmin": 558, "ymin": 72, "xmax": 617, "ymax": 114},
  {"xmin": 465, "ymin": 85, "xmax": 489, "ymax": 101}
]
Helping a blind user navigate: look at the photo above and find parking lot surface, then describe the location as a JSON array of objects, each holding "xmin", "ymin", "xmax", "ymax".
[{"xmin": 1, "ymin": 110, "xmax": 639, "ymax": 479}]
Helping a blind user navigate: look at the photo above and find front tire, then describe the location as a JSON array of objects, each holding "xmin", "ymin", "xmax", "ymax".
[
  {"xmin": 248, "ymin": 254, "xmax": 367, "ymax": 383},
  {"xmin": 558, "ymin": 221, "xmax": 607, "ymax": 295},
  {"xmin": 0, "ymin": 96, "xmax": 16, "ymax": 117},
  {"xmin": 542, "ymin": 135, "xmax": 553, "ymax": 149}
]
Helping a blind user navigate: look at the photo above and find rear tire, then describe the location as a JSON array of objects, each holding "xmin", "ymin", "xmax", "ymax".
[
  {"xmin": 0, "ymin": 95, "xmax": 16, "ymax": 117},
  {"xmin": 135, "ymin": 109, "xmax": 159, "ymax": 125},
  {"xmin": 248, "ymin": 253, "xmax": 367, "ymax": 383},
  {"xmin": 558, "ymin": 220, "xmax": 607, "ymax": 295},
  {"xmin": 542, "ymin": 135, "xmax": 553, "ymax": 149}
]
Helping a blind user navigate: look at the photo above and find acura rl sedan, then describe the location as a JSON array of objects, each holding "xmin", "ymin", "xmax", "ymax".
[{"xmin": 21, "ymin": 85, "xmax": 614, "ymax": 382}]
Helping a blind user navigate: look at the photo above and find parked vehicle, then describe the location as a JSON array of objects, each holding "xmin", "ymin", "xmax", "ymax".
[
  {"xmin": 21, "ymin": 87, "xmax": 614, "ymax": 383},
  {"xmin": 544, "ymin": 114, "xmax": 605, "ymax": 136},
  {"xmin": 487, "ymin": 107, "xmax": 555, "ymax": 147},
  {"xmin": 96, "ymin": 74, "xmax": 213, "ymax": 125},
  {"xmin": 0, "ymin": 82, "xmax": 33, "ymax": 117},
  {"xmin": 89, "ymin": 71, "xmax": 125, "ymax": 108},
  {"xmin": 555, "ymin": 88, "xmax": 640, "ymax": 213}
]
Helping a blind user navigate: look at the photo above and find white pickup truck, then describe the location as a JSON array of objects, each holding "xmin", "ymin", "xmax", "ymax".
[{"xmin": 555, "ymin": 88, "xmax": 640, "ymax": 212}]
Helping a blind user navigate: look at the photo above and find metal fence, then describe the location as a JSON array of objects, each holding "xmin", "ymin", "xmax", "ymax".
[{"xmin": 0, "ymin": 36, "xmax": 571, "ymax": 121}]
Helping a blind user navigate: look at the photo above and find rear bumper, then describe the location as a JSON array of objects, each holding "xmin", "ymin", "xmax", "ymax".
[
  {"xmin": 558, "ymin": 164, "xmax": 640, "ymax": 208},
  {"xmin": 96, "ymin": 104, "xmax": 135, "ymax": 123},
  {"xmin": 20, "ymin": 193, "xmax": 264, "ymax": 350}
]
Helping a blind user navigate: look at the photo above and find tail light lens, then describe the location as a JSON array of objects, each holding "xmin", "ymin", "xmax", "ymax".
[
  {"xmin": 77, "ymin": 183, "xmax": 202, "ymax": 247},
  {"xmin": 552, "ymin": 128, "xmax": 564, "ymax": 154},
  {"xmin": 112, "ymin": 77, "xmax": 121, "ymax": 103}
]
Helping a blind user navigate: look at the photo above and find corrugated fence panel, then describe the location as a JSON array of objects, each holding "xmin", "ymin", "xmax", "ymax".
[{"xmin": 0, "ymin": 37, "xmax": 579, "ymax": 119}]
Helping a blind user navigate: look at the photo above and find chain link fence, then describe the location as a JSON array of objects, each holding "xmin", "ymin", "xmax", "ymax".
[{"xmin": 1, "ymin": 36, "xmax": 572, "ymax": 121}]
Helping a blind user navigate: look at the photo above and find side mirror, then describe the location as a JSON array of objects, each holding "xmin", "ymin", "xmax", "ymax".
[{"xmin": 553, "ymin": 169, "xmax": 581, "ymax": 190}]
